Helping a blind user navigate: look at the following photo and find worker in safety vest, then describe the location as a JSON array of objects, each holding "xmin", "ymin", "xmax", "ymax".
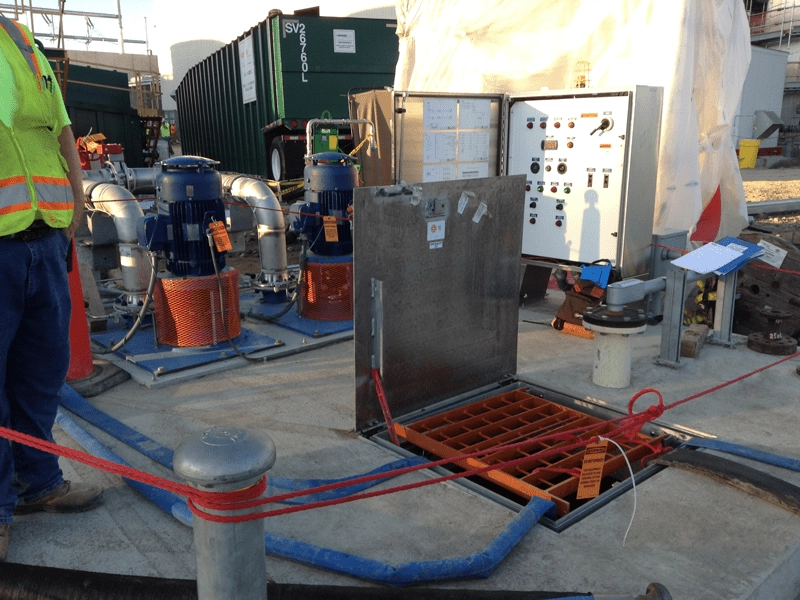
[
  {"xmin": 0, "ymin": 15, "xmax": 103, "ymax": 562},
  {"xmin": 160, "ymin": 119, "xmax": 173, "ymax": 157}
]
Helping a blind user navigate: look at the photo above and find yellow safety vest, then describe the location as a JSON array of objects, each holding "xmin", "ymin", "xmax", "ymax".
[{"xmin": 0, "ymin": 16, "xmax": 74, "ymax": 235}]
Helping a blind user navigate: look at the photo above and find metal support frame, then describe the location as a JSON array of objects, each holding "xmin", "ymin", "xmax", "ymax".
[
  {"xmin": 655, "ymin": 266, "xmax": 738, "ymax": 367},
  {"xmin": 655, "ymin": 265, "xmax": 695, "ymax": 368},
  {"xmin": 709, "ymin": 271, "xmax": 738, "ymax": 347}
]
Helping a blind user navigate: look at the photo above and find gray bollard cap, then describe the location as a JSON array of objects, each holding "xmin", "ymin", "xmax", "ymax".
[{"xmin": 173, "ymin": 426, "xmax": 277, "ymax": 489}]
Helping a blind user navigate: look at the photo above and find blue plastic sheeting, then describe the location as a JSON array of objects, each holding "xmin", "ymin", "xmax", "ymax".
[
  {"xmin": 61, "ymin": 384, "xmax": 428, "ymax": 504},
  {"xmin": 248, "ymin": 302, "xmax": 353, "ymax": 336},
  {"xmin": 687, "ymin": 438, "xmax": 800, "ymax": 472},
  {"xmin": 90, "ymin": 327, "xmax": 281, "ymax": 375},
  {"xmin": 53, "ymin": 405, "xmax": 559, "ymax": 587}
]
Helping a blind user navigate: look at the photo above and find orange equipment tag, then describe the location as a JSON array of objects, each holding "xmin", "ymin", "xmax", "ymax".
[
  {"xmin": 576, "ymin": 440, "xmax": 609, "ymax": 500},
  {"xmin": 208, "ymin": 220, "xmax": 232, "ymax": 252},
  {"xmin": 323, "ymin": 216, "xmax": 339, "ymax": 243}
]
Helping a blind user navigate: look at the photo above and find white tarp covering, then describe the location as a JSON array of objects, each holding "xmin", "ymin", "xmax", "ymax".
[{"xmin": 394, "ymin": 0, "xmax": 752, "ymax": 241}]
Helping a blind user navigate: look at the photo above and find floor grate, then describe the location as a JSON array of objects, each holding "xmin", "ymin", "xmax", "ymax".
[{"xmin": 394, "ymin": 388, "xmax": 665, "ymax": 516}]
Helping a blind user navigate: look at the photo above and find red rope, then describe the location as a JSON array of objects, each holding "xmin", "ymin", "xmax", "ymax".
[
  {"xmin": 372, "ymin": 369, "xmax": 400, "ymax": 445},
  {"xmin": 2, "ymin": 350, "xmax": 797, "ymax": 522}
]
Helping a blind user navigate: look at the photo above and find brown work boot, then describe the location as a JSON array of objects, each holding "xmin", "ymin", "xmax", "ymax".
[
  {"xmin": 0, "ymin": 524, "xmax": 8, "ymax": 562},
  {"xmin": 14, "ymin": 481, "xmax": 104, "ymax": 515}
]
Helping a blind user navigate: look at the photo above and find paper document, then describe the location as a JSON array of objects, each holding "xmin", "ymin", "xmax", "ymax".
[{"xmin": 671, "ymin": 242, "xmax": 743, "ymax": 274}]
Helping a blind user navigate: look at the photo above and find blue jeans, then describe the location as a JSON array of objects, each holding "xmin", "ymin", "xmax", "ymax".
[{"xmin": 0, "ymin": 229, "xmax": 71, "ymax": 523}]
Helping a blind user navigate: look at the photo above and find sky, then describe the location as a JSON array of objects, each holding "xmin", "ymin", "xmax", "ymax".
[{"xmin": 14, "ymin": 0, "xmax": 394, "ymax": 75}]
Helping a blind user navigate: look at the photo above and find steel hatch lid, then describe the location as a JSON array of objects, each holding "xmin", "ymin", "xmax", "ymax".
[{"xmin": 354, "ymin": 175, "xmax": 526, "ymax": 432}]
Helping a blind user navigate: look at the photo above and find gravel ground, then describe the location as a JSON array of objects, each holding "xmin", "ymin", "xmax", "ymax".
[{"xmin": 742, "ymin": 167, "xmax": 800, "ymax": 202}]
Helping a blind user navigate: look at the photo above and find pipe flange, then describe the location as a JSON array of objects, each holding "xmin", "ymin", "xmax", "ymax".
[
  {"xmin": 583, "ymin": 305, "xmax": 648, "ymax": 330},
  {"xmin": 113, "ymin": 292, "xmax": 152, "ymax": 315}
]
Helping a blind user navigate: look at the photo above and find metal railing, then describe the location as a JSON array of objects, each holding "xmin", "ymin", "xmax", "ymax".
[{"xmin": 749, "ymin": 3, "xmax": 798, "ymax": 47}]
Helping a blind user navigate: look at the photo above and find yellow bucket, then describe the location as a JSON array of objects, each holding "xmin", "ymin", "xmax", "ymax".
[{"xmin": 738, "ymin": 139, "xmax": 760, "ymax": 169}]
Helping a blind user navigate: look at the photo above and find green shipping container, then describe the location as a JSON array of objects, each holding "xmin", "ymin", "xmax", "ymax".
[
  {"xmin": 176, "ymin": 12, "xmax": 398, "ymax": 181},
  {"xmin": 43, "ymin": 47, "xmax": 146, "ymax": 169},
  {"xmin": 63, "ymin": 65, "xmax": 146, "ymax": 168}
]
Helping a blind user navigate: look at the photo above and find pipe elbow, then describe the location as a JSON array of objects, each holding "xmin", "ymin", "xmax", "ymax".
[{"xmin": 88, "ymin": 183, "xmax": 144, "ymax": 243}]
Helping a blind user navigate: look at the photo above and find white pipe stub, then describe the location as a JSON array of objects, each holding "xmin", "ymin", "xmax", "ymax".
[{"xmin": 582, "ymin": 306, "xmax": 648, "ymax": 389}]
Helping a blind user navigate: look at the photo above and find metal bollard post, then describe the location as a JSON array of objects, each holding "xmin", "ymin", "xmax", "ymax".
[{"xmin": 174, "ymin": 426, "xmax": 276, "ymax": 600}]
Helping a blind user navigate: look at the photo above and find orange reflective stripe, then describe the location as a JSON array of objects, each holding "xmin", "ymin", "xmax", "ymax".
[
  {"xmin": 37, "ymin": 201, "xmax": 72, "ymax": 211},
  {"xmin": 0, "ymin": 176, "xmax": 27, "ymax": 189},
  {"xmin": 0, "ymin": 201, "xmax": 32, "ymax": 216},
  {"xmin": 0, "ymin": 175, "xmax": 27, "ymax": 189},
  {"xmin": 31, "ymin": 175, "xmax": 70, "ymax": 186}
]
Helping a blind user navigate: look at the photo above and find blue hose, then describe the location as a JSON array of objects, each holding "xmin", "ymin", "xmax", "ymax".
[
  {"xmin": 261, "ymin": 498, "xmax": 556, "ymax": 586},
  {"xmin": 60, "ymin": 385, "xmax": 430, "ymax": 504},
  {"xmin": 687, "ymin": 437, "xmax": 800, "ymax": 471},
  {"xmin": 54, "ymin": 409, "xmax": 188, "ymax": 523},
  {"xmin": 56, "ymin": 393, "xmax": 559, "ymax": 587}
]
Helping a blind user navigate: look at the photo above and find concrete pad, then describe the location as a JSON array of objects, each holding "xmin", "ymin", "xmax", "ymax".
[{"xmin": 5, "ymin": 288, "xmax": 800, "ymax": 599}]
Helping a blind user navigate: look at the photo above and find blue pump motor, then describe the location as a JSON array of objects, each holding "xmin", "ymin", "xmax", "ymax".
[
  {"xmin": 138, "ymin": 156, "xmax": 227, "ymax": 277},
  {"xmin": 293, "ymin": 152, "xmax": 358, "ymax": 256}
]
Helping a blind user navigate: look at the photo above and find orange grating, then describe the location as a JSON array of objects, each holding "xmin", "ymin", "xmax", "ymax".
[
  {"xmin": 300, "ymin": 259, "xmax": 353, "ymax": 321},
  {"xmin": 394, "ymin": 389, "xmax": 665, "ymax": 516},
  {"xmin": 154, "ymin": 269, "xmax": 241, "ymax": 347}
]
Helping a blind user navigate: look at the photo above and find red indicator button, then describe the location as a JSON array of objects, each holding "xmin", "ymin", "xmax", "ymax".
[
  {"xmin": 527, "ymin": 122, "xmax": 533, "ymax": 129},
  {"xmin": 567, "ymin": 142, "xmax": 574, "ymax": 149},
  {"xmin": 555, "ymin": 221, "xmax": 563, "ymax": 227},
  {"xmin": 568, "ymin": 122, "xmax": 575, "ymax": 128},
  {"xmin": 539, "ymin": 122, "xmax": 547, "ymax": 129},
  {"xmin": 554, "ymin": 122, "xmax": 561, "ymax": 129},
  {"xmin": 550, "ymin": 186, "xmax": 557, "ymax": 193}
]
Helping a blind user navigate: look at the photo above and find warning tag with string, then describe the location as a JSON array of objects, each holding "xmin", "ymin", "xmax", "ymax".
[
  {"xmin": 208, "ymin": 220, "xmax": 232, "ymax": 252},
  {"xmin": 323, "ymin": 216, "xmax": 339, "ymax": 242},
  {"xmin": 576, "ymin": 440, "xmax": 609, "ymax": 500}
]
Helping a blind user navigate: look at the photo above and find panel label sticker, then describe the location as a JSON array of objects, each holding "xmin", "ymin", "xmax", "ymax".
[
  {"xmin": 427, "ymin": 220, "xmax": 446, "ymax": 241},
  {"xmin": 333, "ymin": 29, "xmax": 356, "ymax": 53}
]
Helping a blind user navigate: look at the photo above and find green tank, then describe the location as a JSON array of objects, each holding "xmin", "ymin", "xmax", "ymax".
[{"xmin": 176, "ymin": 11, "xmax": 398, "ymax": 181}]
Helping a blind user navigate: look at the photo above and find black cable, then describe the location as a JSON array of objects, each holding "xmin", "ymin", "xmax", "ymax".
[
  {"xmin": 96, "ymin": 251, "xmax": 159, "ymax": 354},
  {"xmin": 261, "ymin": 227, "xmax": 320, "ymax": 322},
  {"xmin": 207, "ymin": 233, "xmax": 266, "ymax": 364}
]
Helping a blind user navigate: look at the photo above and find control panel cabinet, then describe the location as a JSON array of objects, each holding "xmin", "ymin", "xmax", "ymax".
[{"xmin": 507, "ymin": 87, "xmax": 663, "ymax": 279}]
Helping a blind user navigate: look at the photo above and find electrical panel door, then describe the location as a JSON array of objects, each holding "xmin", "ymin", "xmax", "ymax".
[{"xmin": 507, "ymin": 87, "xmax": 662, "ymax": 278}]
